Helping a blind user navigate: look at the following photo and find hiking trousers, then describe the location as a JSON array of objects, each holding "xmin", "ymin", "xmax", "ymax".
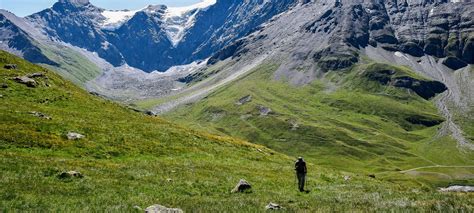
[{"xmin": 297, "ymin": 172, "xmax": 306, "ymax": 192}]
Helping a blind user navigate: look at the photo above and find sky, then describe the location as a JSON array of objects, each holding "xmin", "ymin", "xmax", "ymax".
[{"xmin": 0, "ymin": 0, "xmax": 202, "ymax": 17}]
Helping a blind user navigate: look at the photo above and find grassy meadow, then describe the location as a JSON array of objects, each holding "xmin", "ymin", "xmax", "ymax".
[{"xmin": 0, "ymin": 51, "xmax": 473, "ymax": 211}]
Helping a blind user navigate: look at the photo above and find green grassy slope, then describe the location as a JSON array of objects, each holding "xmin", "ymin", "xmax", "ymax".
[
  {"xmin": 1, "ymin": 51, "xmax": 473, "ymax": 211},
  {"xmin": 165, "ymin": 62, "xmax": 474, "ymax": 178},
  {"xmin": 39, "ymin": 44, "xmax": 102, "ymax": 86}
]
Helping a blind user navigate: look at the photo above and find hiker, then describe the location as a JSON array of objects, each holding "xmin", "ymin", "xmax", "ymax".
[{"xmin": 294, "ymin": 157, "xmax": 307, "ymax": 192}]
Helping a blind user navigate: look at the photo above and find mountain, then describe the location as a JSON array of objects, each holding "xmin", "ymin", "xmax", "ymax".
[
  {"xmin": 1, "ymin": 0, "xmax": 474, "ymax": 211},
  {"xmin": 0, "ymin": 12, "xmax": 57, "ymax": 65},
  {"xmin": 157, "ymin": 0, "xmax": 474, "ymax": 173},
  {"xmin": 16, "ymin": 0, "xmax": 298, "ymax": 71},
  {"xmin": 3, "ymin": 50, "xmax": 474, "ymax": 211},
  {"xmin": 2, "ymin": 49, "xmax": 474, "ymax": 211}
]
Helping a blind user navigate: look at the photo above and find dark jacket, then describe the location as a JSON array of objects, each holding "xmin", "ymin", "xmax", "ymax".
[{"xmin": 295, "ymin": 160, "xmax": 307, "ymax": 174}]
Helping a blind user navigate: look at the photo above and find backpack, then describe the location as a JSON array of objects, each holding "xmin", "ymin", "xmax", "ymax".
[{"xmin": 295, "ymin": 161, "xmax": 306, "ymax": 173}]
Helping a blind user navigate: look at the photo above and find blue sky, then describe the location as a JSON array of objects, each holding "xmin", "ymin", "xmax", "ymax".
[{"xmin": 0, "ymin": 0, "xmax": 201, "ymax": 17}]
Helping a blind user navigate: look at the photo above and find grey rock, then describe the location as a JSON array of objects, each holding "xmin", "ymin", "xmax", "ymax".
[
  {"xmin": 145, "ymin": 204, "xmax": 183, "ymax": 213},
  {"xmin": 29, "ymin": 111, "xmax": 52, "ymax": 120},
  {"xmin": 0, "ymin": 83, "xmax": 7, "ymax": 88},
  {"xmin": 58, "ymin": 171, "xmax": 83, "ymax": 179},
  {"xmin": 27, "ymin": 72, "xmax": 46, "ymax": 78},
  {"xmin": 265, "ymin": 203, "xmax": 282, "ymax": 210},
  {"xmin": 441, "ymin": 57, "xmax": 468, "ymax": 70},
  {"xmin": 145, "ymin": 111, "xmax": 156, "ymax": 116},
  {"xmin": 3, "ymin": 64, "xmax": 17, "ymax": 69},
  {"xmin": 344, "ymin": 176, "xmax": 351, "ymax": 181},
  {"xmin": 67, "ymin": 132, "xmax": 85, "ymax": 140},
  {"xmin": 257, "ymin": 105, "xmax": 272, "ymax": 116},
  {"xmin": 231, "ymin": 179, "xmax": 252, "ymax": 193},
  {"xmin": 439, "ymin": 185, "xmax": 474, "ymax": 193},
  {"xmin": 363, "ymin": 67, "xmax": 447, "ymax": 100},
  {"xmin": 289, "ymin": 119, "xmax": 299, "ymax": 131},
  {"xmin": 13, "ymin": 76, "xmax": 37, "ymax": 87},
  {"xmin": 236, "ymin": 95, "xmax": 252, "ymax": 105}
]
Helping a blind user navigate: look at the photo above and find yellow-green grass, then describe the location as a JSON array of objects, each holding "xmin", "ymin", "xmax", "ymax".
[{"xmin": 165, "ymin": 62, "xmax": 474, "ymax": 177}]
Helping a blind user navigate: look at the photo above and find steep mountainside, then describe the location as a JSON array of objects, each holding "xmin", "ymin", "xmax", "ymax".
[
  {"xmin": 156, "ymin": 0, "xmax": 474, "ymax": 176},
  {"xmin": 20, "ymin": 0, "xmax": 299, "ymax": 71},
  {"xmin": 0, "ymin": 13, "xmax": 56, "ymax": 65}
]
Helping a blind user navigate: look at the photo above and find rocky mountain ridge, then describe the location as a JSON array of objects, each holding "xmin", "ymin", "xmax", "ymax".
[{"xmin": 11, "ymin": 0, "xmax": 298, "ymax": 71}]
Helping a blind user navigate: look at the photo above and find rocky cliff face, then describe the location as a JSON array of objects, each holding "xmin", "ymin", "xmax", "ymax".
[
  {"xmin": 0, "ymin": 13, "xmax": 57, "ymax": 65},
  {"xmin": 18, "ymin": 0, "xmax": 298, "ymax": 72},
  {"xmin": 211, "ymin": 0, "xmax": 473, "ymax": 71}
]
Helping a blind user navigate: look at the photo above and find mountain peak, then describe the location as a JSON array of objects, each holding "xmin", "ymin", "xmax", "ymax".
[{"xmin": 58, "ymin": 0, "xmax": 90, "ymax": 6}]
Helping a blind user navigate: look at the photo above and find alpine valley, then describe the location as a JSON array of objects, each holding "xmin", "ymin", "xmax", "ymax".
[{"xmin": 1, "ymin": 0, "xmax": 473, "ymax": 211}]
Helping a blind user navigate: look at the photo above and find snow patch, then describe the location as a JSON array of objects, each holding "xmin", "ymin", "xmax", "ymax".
[
  {"xmin": 394, "ymin": 51, "xmax": 410, "ymax": 61},
  {"xmin": 162, "ymin": 0, "xmax": 216, "ymax": 46},
  {"xmin": 100, "ymin": 9, "xmax": 140, "ymax": 30},
  {"xmin": 99, "ymin": 0, "xmax": 216, "ymax": 44}
]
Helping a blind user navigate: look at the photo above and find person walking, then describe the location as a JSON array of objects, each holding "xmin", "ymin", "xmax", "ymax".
[{"xmin": 294, "ymin": 157, "xmax": 307, "ymax": 192}]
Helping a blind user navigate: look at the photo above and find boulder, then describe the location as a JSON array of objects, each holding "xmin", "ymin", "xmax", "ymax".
[
  {"xmin": 236, "ymin": 95, "xmax": 252, "ymax": 105},
  {"xmin": 265, "ymin": 203, "xmax": 282, "ymax": 210},
  {"xmin": 257, "ymin": 105, "xmax": 272, "ymax": 116},
  {"xmin": 67, "ymin": 132, "xmax": 85, "ymax": 140},
  {"xmin": 1, "ymin": 83, "xmax": 8, "ymax": 88},
  {"xmin": 441, "ymin": 56, "xmax": 468, "ymax": 70},
  {"xmin": 231, "ymin": 179, "xmax": 252, "ymax": 193},
  {"xmin": 344, "ymin": 176, "xmax": 351, "ymax": 181},
  {"xmin": 58, "ymin": 171, "xmax": 83, "ymax": 179},
  {"xmin": 27, "ymin": 73, "xmax": 46, "ymax": 78},
  {"xmin": 289, "ymin": 119, "xmax": 299, "ymax": 131},
  {"xmin": 13, "ymin": 76, "xmax": 37, "ymax": 88},
  {"xmin": 391, "ymin": 77, "xmax": 447, "ymax": 100},
  {"xmin": 439, "ymin": 185, "xmax": 474, "ymax": 193},
  {"xmin": 145, "ymin": 111, "xmax": 156, "ymax": 116},
  {"xmin": 29, "ymin": 111, "xmax": 52, "ymax": 120},
  {"xmin": 145, "ymin": 204, "xmax": 184, "ymax": 213},
  {"xmin": 3, "ymin": 64, "xmax": 17, "ymax": 70}
]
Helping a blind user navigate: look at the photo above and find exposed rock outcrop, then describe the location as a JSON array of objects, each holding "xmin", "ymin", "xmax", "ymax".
[
  {"xmin": 231, "ymin": 179, "xmax": 252, "ymax": 193},
  {"xmin": 236, "ymin": 95, "xmax": 252, "ymax": 105},
  {"xmin": 266, "ymin": 202, "xmax": 282, "ymax": 210},
  {"xmin": 13, "ymin": 76, "xmax": 37, "ymax": 87},
  {"xmin": 58, "ymin": 171, "xmax": 83, "ymax": 179},
  {"xmin": 145, "ymin": 204, "xmax": 183, "ymax": 213},
  {"xmin": 67, "ymin": 132, "xmax": 85, "ymax": 140}
]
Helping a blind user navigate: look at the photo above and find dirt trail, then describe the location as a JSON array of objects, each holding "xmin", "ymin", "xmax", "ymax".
[{"xmin": 399, "ymin": 165, "xmax": 474, "ymax": 173}]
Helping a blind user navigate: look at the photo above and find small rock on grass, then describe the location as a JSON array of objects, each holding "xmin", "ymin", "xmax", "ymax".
[
  {"xmin": 145, "ymin": 204, "xmax": 183, "ymax": 213},
  {"xmin": 67, "ymin": 132, "xmax": 85, "ymax": 140},
  {"xmin": 236, "ymin": 95, "xmax": 252, "ymax": 105},
  {"xmin": 266, "ymin": 203, "xmax": 282, "ymax": 210},
  {"xmin": 29, "ymin": 111, "xmax": 52, "ymax": 120},
  {"xmin": 13, "ymin": 76, "xmax": 37, "ymax": 87},
  {"xmin": 231, "ymin": 179, "xmax": 252, "ymax": 193},
  {"xmin": 58, "ymin": 171, "xmax": 83, "ymax": 179},
  {"xmin": 3, "ymin": 64, "xmax": 17, "ymax": 70},
  {"xmin": 27, "ymin": 73, "xmax": 46, "ymax": 78},
  {"xmin": 439, "ymin": 185, "xmax": 474, "ymax": 193}
]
